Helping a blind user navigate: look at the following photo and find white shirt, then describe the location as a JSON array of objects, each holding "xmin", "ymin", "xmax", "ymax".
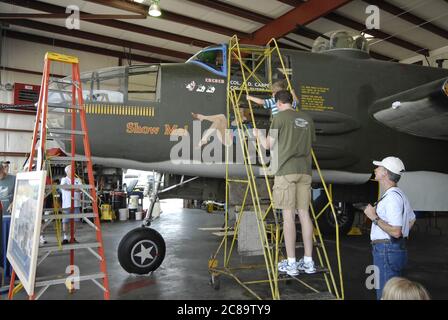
[
  {"xmin": 370, "ymin": 187, "xmax": 416, "ymax": 241},
  {"xmin": 60, "ymin": 176, "xmax": 82, "ymax": 208}
]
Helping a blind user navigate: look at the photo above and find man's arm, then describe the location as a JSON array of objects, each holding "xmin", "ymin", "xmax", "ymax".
[
  {"xmin": 376, "ymin": 218, "xmax": 402, "ymax": 238},
  {"xmin": 409, "ymin": 218, "xmax": 416, "ymax": 230},
  {"xmin": 291, "ymin": 89, "xmax": 299, "ymax": 104},
  {"xmin": 364, "ymin": 204, "xmax": 402, "ymax": 238},
  {"xmin": 246, "ymin": 95, "xmax": 265, "ymax": 106}
]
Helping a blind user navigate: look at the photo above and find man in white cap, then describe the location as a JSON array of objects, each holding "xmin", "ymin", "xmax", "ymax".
[
  {"xmin": 364, "ymin": 156, "xmax": 416, "ymax": 300},
  {"xmin": 60, "ymin": 165, "xmax": 82, "ymax": 244}
]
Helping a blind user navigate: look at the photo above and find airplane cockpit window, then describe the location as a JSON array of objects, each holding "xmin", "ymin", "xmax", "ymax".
[
  {"xmin": 271, "ymin": 54, "xmax": 292, "ymax": 81},
  {"xmin": 127, "ymin": 65, "xmax": 160, "ymax": 103},
  {"xmin": 312, "ymin": 30, "xmax": 370, "ymax": 54},
  {"xmin": 87, "ymin": 67, "xmax": 126, "ymax": 103},
  {"xmin": 187, "ymin": 45, "xmax": 227, "ymax": 77}
]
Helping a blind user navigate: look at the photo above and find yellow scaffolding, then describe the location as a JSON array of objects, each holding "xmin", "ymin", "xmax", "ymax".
[{"xmin": 208, "ymin": 36, "xmax": 344, "ymax": 300}]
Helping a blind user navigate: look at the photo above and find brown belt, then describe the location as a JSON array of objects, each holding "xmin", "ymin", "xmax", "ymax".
[{"xmin": 371, "ymin": 238, "xmax": 407, "ymax": 245}]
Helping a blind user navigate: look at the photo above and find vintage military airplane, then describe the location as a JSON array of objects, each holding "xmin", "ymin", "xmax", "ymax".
[{"xmin": 47, "ymin": 30, "xmax": 448, "ymax": 274}]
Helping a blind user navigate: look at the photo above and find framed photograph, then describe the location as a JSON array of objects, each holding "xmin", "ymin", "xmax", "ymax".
[{"xmin": 7, "ymin": 170, "xmax": 47, "ymax": 296}]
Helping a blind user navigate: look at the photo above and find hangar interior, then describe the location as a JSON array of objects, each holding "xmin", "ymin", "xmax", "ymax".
[{"xmin": 0, "ymin": 0, "xmax": 448, "ymax": 300}]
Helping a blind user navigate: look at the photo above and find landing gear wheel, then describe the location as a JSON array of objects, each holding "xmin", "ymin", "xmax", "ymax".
[
  {"xmin": 316, "ymin": 200, "xmax": 355, "ymax": 236},
  {"xmin": 118, "ymin": 227, "xmax": 166, "ymax": 274},
  {"xmin": 210, "ymin": 274, "xmax": 221, "ymax": 290}
]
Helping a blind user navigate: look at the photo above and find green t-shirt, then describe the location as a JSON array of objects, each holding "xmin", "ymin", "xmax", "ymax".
[{"xmin": 269, "ymin": 109, "xmax": 315, "ymax": 176}]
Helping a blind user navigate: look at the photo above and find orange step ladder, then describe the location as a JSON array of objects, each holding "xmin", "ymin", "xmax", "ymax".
[{"xmin": 8, "ymin": 52, "xmax": 110, "ymax": 300}]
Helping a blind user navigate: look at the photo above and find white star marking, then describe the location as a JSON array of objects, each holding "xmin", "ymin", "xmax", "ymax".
[{"xmin": 134, "ymin": 244, "xmax": 154, "ymax": 265}]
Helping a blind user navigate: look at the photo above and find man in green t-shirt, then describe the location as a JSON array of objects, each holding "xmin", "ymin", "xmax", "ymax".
[{"xmin": 255, "ymin": 90, "xmax": 316, "ymax": 276}]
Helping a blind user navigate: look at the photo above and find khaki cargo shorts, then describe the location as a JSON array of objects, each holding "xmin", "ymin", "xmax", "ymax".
[{"xmin": 272, "ymin": 174, "xmax": 312, "ymax": 211}]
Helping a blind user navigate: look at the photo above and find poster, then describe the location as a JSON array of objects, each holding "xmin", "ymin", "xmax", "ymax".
[{"xmin": 7, "ymin": 170, "xmax": 46, "ymax": 296}]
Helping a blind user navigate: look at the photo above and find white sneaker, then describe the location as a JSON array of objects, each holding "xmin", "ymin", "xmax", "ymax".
[
  {"xmin": 285, "ymin": 261, "xmax": 300, "ymax": 276},
  {"xmin": 278, "ymin": 259, "xmax": 300, "ymax": 276},
  {"xmin": 297, "ymin": 258, "xmax": 316, "ymax": 274},
  {"xmin": 278, "ymin": 259, "xmax": 289, "ymax": 272},
  {"xmin": 39, "ymin": 235, "xmax": 47, "ymax": 245}
]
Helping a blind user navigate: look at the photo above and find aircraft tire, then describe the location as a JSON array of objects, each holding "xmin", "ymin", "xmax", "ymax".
[
  {"xmin": 118, "ymin": 227, "xmax": 166, "ymax": 274},
  {"xmin": 314, "ymin": 199, "xmax": 355, "ymax": 236}
]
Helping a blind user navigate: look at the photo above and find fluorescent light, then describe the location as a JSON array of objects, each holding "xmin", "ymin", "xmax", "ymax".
[
  {"xmin": 134, "ymin": 0, "xmax": 145, "ymax": 3},
  {"xmin": 361, "ymin": 32, "xmax": 374, "ymax": 39},
  {"xmin": 148, "ymin": 1, "xmax": 162, "ymax": 17}
]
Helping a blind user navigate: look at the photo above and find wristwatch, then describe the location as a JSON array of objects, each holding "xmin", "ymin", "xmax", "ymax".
[{"xmin": 373, "ymin": 217, "xmax": 380, "ymax": 225}]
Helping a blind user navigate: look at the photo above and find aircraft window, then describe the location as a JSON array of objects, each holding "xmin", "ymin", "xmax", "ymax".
[
  {"xmin": 127, "ymin": 65, "xmax": 160, "ymax": 102},
  {"xmin": 271, "ymin": 54, "xmax": 292, "ymax": 81},
  {"xmin": 89, "ymin": 67, "xmax": 126, "ymax": 103},
  {"xmin": 229, "ymin": 52, "xmax": 267, "ymax": 80},
  {"xmin": 312, "ymin": 31, "xmax": 370, "ymax": 53},
  {"xmin": 330, "ymin": 31, "xmax": 353, "ymax": 49},
  {"xmin": 189, "ymin": 47, "xmax": 226, "ymax": 76}
]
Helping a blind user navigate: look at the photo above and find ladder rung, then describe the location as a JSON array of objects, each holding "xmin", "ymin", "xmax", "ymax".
[
  {"xmin": 34, "ymin": 272, "xmax": 105, "ymax": 288},
  {"xmin": 49, "ymin": 88, "xmax": 73, "ymax": 94},
  {"xmin": 48, "ymin": 156, "xmax": 89, "ymax": 162},
  {"xmin": 39, "ymin": 241, "xmax": 101, "ymax": 253},
  {"xmin": 47, "ymin": 111, "xmax": 75, "ymax": 116},
  {"xmin": 46, "ymin": 185, "xmax": 93, "ymax": 191},
  {"xmin": 279, "ymin": 267, "xmax": 329, "ymax": 278},
  {"xmin": 40, "ymin": 136, "xmax": 72, "ymax": 141},
  {"xmin": 43, "ymin": 213, "xmax": 97, "ymax": 220},
  {"xmin": 47, "ymin": 129, "xmax": 85, "ymax": 135},
  {"xmin": 50, "ymin": 79, "xmax": 74, "ymax": 85},
  {"xmin": 48, "ymin": 103, "xmax": 82, "ymax": 110}
]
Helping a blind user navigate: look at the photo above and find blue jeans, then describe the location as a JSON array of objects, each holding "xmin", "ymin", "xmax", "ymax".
[
  {"xmin": 372, "ymin": 241, "xmax": 407, "ymax": 300},
  {"xmin": 62, "ymin": 207, "xmax": 81, "ymax": 224}
]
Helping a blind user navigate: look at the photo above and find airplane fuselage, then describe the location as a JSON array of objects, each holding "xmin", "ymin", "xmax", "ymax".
[{"xmin": 59, "ymin": 48, "xmax": 448, "ymax": 183}]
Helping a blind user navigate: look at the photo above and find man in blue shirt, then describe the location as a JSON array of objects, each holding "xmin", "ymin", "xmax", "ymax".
[{"xmin": 246, "ymin": 80, "xmax": 299, "ymax": 116}]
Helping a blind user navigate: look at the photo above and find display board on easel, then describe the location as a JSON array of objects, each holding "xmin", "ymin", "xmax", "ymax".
[{"xmin": 7, "ymin": 171, "xmax": 46, "ymax": 296}]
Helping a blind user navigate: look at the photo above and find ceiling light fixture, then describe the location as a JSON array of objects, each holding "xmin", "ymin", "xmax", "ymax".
[{"xmin": 148, "ymin": 0, "xmax": 162, "ymax": 17}]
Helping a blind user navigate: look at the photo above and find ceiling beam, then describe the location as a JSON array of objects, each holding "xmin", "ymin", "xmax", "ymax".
[
  {"xmin": 85, "ymin": 0, "xmax": 251, "ymax": 38},
  {"xmin": 83, "ymin": 0, "xmax": 147, "ymax": 16},
  {"xmin": 0, "ymin": 65, "xmax": 65, "ymax": 78},
  {"xmin": 276, "ymin": 0, "xmax": 307, "ymax": 6},
  {"xmin": 0, "ymin": 0, "xmax": 212, "ymax": 48},
  {"xmin": 0, "ymin": 13, "xmax": 146, "ymax": 19},
  {"xmin": 365, "ymin": 0, "xmax": 448, "ymax": 40},
  {"xmin": 4, "ymin": 19, "xmax": 190, "ymax": 60},
  {"xmin": 160, "ymin": 11, "xmax": 251, "ymax": 38},
  {"xmin": 325, "ymin": 12, "xmax": 430, "ymax": 55},
  {"xmin": 241, "ymin": 0, "xmax": 352, "ymax": 45},
  {"xmin": 4, "ymin": 30, "xmax": 168, "ymax": 64},
  {"xmin": 185, "ymin": 0, "xmax": 271, "ymax": 24}
]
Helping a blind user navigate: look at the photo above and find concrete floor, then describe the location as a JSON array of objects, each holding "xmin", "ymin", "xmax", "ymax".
[{"xmin": 4, "ymin": 200, "xmax": 448, "ymax": 300}]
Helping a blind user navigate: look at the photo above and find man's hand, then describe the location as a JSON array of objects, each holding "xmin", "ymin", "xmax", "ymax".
[
  {"xmin": 364, "ymin": 204, "xmax": 378, "ymax": 221},
  {"xmin": 252, "ymin": 128, "xmax": 259, "ymax": 138},
  {"xmin": 7, "ymin": 203, "xmax": 12, "ymax": 213}
]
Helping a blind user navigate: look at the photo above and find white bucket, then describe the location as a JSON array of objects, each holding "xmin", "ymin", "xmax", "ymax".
[
  {"xmin": 129, "ymin": 195, "xmax": 139, "ymax": 209},
  {"xmin": 152, "ymin": 200, "xmax": 161, "ymax": 219},
  {"xmin": 119, "ymin": 208, "xmax": 129, "ymax": 221},
  {"xmin": 135, "ymin": 211, "xmax": 143, "ymax": 221}
]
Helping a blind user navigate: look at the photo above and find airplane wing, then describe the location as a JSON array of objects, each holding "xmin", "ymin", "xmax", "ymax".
[{"xmin": 370, "ymin": 77, "xmax": 448, "ymax": 140}]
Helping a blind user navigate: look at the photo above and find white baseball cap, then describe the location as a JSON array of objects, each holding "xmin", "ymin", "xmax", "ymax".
[{"xmin": 373, "ymin": 156, "xmax": 405, "ymax": 175}]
